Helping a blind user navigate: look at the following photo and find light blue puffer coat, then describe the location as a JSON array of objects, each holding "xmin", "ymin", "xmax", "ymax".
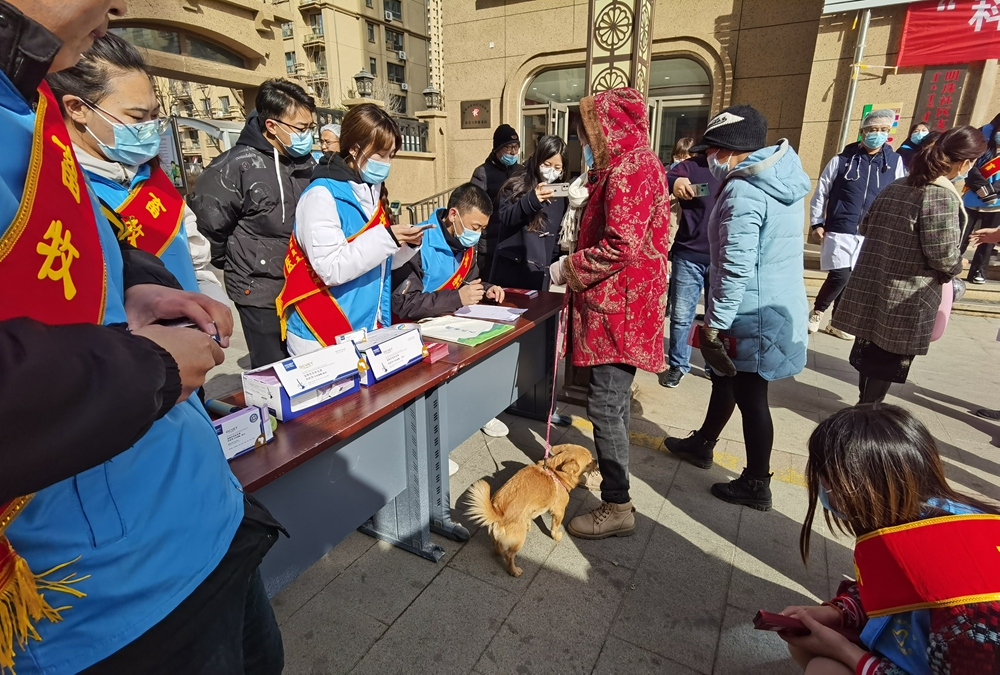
[{"xmin": 705, "ymin": 139, "xmax": 810, "ymax": 380}]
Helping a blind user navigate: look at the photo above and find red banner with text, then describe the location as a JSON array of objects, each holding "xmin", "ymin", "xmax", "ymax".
[{"xmin": 898, "ymin": 0, "xmax": 1000, "ymax": 67}]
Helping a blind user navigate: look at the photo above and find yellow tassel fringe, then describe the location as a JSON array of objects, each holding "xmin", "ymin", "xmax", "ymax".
[{"xmin": 0, "ymin": 554, "xmax": 88, "ymax": 675}]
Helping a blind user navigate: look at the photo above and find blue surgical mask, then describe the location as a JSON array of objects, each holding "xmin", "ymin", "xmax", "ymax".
[
  {"xmin": 863, "ymin": 131, "xmax": 888, "ymax": 150},
  {"xmin": 994, "ymin": 131, "xmax": 1000, "ymax": 146},
  {"xmin": 84, "ymin": 101, "xmax": 164, "ymax": 166},
  {"xmin": 583, "ymin": 144, "xmax": 594, "ymax": 169},
  {"xmin": 952, "ymin": 171, "xmax": 969, "ymax": 184},
  {"xmin": 818, "ymin": 485, "xmax": 847, "ymax": 520},
  {"xmin": 360, "ymin": 156, "xmax": 391, "ymax": 184},
  {"xmin": 286, "ymin": 130, "xmax": 315, "ymax": 158},
  {"xmin": 455, "ymin": 213, "xmax": 481, "ymax": 248},
  {"xmin": 911, "ymin": 130, "xmax": 928, "ymax": 145},
  {"xmin": 707, "ymin": 150, "xmax": 731, "ymax": 181},
  {"xmin": 500, "ymin": 153, "xmax": 518, "ymax": 167}
]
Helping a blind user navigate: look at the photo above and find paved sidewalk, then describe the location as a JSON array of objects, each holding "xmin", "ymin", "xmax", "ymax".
[{"xmin": 207, "ymin": 313, "xmax": 1000, "ymax": 675}]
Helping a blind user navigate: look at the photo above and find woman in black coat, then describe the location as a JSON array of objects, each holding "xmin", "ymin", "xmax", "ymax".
[{"xmin": 491, "ymin": 135, "xmax": 569, "ymax": 290}]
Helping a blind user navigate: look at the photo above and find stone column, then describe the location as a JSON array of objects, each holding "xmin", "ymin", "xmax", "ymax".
[
  {"xmin": 416, "ymin": 110, "xmax": 448, "ymax": 195},
  {"xmin": 585, "ymin": 0, "xmax": 656, "ymax": 98}
]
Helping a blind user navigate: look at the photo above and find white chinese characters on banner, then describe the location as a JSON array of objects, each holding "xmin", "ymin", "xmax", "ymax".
[{"xmin": 970, "ymin": 0, "xmax": 1000, "ymax": 31}]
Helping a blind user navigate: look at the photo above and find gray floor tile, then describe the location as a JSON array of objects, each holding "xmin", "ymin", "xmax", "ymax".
[
  {"xmin": 592, "ymin": 637, "xmax": 704, "ymax": 675},
  {"xmin": 475, "ymin": 543, "xmax": 633, "ymax": 675},
  {"xmin": 350, "ymin": 567, "xmax": 516, "ymax": 675},
  {"xmin": 711, "ymin": 604, "xmax": 800, "ymax": 675},
  {"xmin": 281, "ymin": 593, "xmax": 388, "ymax": 675},
  {"xmin": 447, "ymin": 517, "xmax": 559, "ymax": 595},
  {"xmin": 271, "ymin": 530, "xmax": 376, "ymax": 625}
]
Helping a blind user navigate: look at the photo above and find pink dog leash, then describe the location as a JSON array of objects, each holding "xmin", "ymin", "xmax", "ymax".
[{"xmin": 542, "ymin": 292, "xmax": 570, "ymax": 471}]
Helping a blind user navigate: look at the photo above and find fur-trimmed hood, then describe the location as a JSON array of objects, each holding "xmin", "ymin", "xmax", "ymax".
[{"xmin": 579, "ymin": 88, "xmax": 649, "ymax": 171}]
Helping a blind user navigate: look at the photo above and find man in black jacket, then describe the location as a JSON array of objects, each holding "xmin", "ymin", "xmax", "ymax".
[
  {"xmin": 190, "ymin": 79, "xmax": 317, "ymax": 368},
  {"xmin": 471, "ymin": 123, "xmax": 523, "ymax": 281}
]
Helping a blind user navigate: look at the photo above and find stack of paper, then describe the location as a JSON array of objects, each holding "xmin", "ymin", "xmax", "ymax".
[
  {"xmin": 419, "ymin": 316, "xmax": 516, "ymax": 346},
  {"xmin": 453, "ymin": 305, "xmax": 528, "ymax": 323}
]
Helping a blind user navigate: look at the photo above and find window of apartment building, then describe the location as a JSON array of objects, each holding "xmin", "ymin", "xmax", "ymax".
[
  {"xmin": 112, "ymin": 26, "xmax": 246, "ymax": 68},
  {"xmin": 390, "ymin": 94, "xmax": 406, "ymax": 115},
  {"xmin": 200, "ymin": 98, "xmax": 211, "ymax": 116},
  {"xmin": 367, "ymin": 22, "xmax": 376, "ymax": 43},
  {"xmin": 366, "ymin": 0, "xmax": 372, "ymax": 6},
  {"xmin": 308, "ymin": 13, "xmax": 323, "ymax": 34},
  {"xmin": 185, "ymin": 129, "xmax": 200, "ymax": 147},
  {"xmin": 219, "ymin": 96, "xmax": 230, "ymax": 114},
  {"xmin": 311, "ymin": 49, "xmax": 326, "ymax": 72},
  {"xmin": 281, "ymin": 22, "xmax": 293, "ymax": 38},
  {"xmin": 385, "ymin": 28, "xmax": 403, "ymax": 52},
  {"xmin": 387, "ymin": 63, "xmax": 405, "ymax": 84},
  {"xmin": 384, "ymin": 0, "xmax": 402, "ymax": 21},
  {"xmin": 285, "ymin": 51, "xmax": 297, "ymax": 74},
  {"xmin": 369, "ymin": 57, "xmax": 377, "ymax": 77}
]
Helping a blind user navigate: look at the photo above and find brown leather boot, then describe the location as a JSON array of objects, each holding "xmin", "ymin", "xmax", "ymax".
[{"xmin": 567, "ymin": 501, "xmax": 636, "ymax": 540}]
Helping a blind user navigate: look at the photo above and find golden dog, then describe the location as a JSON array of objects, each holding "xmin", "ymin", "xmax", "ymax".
[{"xmin": 465, "ymin": 444, "xmax": 597, "ymax": 577}]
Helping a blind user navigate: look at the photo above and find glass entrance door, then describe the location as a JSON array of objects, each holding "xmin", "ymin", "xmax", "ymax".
[{"xmin": 649, "ymin": 96, "xmax": 711, "ymax": 166}]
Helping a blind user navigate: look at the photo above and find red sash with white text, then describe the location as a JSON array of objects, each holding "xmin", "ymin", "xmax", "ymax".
[
  {"xmin": 112, "ymin": 165, "xmax": 185, "ymax": 257},
  {"xmin": 854, "ymin": 514, "xmax": 1000, "ymax": 617},
  {"xmin": 277, "ymin": 200, "xmax": 391, "ymax": 346},
  {"xmin": 433, "ymin": 247, "xmax": 475, "ymax": 292},
  {"xmin": 0, "ymin": 82, "xmax": 99, "ymax": 672}
]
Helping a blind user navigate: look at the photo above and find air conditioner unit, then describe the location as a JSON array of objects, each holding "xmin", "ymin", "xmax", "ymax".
[
  {"xmin": 397, "ymin": 50, "xmax": 406, "ymax": 60},
  {"xmin": 384, "ymin": 10, "xmax": 392, "ymax": 21},
  {"xmin": 400, "ymin": 82, "xmax": 409, "ymax": 91}
]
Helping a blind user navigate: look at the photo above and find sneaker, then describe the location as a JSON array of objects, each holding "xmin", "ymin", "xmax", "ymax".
[
  {"xmin": 976, "ymin": 408, "xmax": 1000, "ymax": 420},
  {"xmin": 807, "ymin": 309, "xmax": 823, "ymax": 334},
  {"xmin": 449, "ymin": 458, "xmax": 460, "ymax": 476},
  {"xmin": 664, "ymin": 430, "xmax": 716, "ymax": 469},
  {"xmin": 970, "ymin": 271, "xmax": 987, "ymax": 285},
  {"xmin": 711, "ymin": 469, "xmax": 772, "ymax": 511},
  {"xmin": 481, "ymin": 417, "xmax": 509, "ymax": 437},
  {"xmin": 578, "ymin": 468, "xmax": 603, "ymax": 491},
  {"xmin": 566, "ymin": 501, "xmax": 636, "ymax": 539},
  {"xmin": 823, "ymin": 324, "xmax": 854, "ymax": 340},
  {"xmin": 658, "ymin": 366, "xmax": 685, "ymax": 388}
]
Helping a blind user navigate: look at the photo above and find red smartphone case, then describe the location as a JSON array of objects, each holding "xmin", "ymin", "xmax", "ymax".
[{"xmin": 752, "ymin": 611, "xmax": 810, "ymax": 636}]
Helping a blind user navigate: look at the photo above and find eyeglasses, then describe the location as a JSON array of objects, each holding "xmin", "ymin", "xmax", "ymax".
[
  {"xmin": 275, "ymin": 119, "xmax": 317, "ymax": 134},
  {"xmin": 862, "ymin": 126, "xmax": 892, "ymax": 134},
  {"xmin": 500, "ymin": 143, "xmax": 521, "ymax": 154},
  {"xmin": 83, "ymin": 99, "xmax": 170, "ymax": 140}
]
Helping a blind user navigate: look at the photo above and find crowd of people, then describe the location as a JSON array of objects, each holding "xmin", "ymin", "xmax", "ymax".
[{"xmin": 1, "ymin": 0, "xmax": 999, "ymax": 672}]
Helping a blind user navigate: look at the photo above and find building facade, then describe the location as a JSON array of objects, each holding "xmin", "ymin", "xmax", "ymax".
[{"xmin": 439, "ymin": 0, "xmax": 1000, "ymax": 210}]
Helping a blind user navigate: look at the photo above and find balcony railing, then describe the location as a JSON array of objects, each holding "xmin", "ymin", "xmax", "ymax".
[
  {"xmin": 306, "ymin": 69, "xmax": 328, "ymax": 83},
  {"xmin": 396, "ymin": 117, "xmax": 428, "ymax": 154},
  {"xmin": 302, "ymin": 30, "xmax": 325, "ymax": 47}
]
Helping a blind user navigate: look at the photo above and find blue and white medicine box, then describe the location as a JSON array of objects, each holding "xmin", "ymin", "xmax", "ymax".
[
  {"xmin": 214, "ymin": 405, "xmax": 274, "ymax": 460},
  {"xmin": 242, "ymin": 342, "xmax": 361, "ymax": 421},
  {"xmin": 338, "ymin": 324, "xmax": 425, "ymax": 387}
]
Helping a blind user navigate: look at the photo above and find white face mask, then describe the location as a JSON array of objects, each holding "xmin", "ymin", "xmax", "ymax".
[{"xmin": 539, "ymin": 166, "xmax": 562, "ymax": 183}]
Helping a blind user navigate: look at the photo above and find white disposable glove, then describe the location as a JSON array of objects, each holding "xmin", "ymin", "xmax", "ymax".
[{"xmin": 549, "ymin": 256, "xmax": 567, "ymax": 286}]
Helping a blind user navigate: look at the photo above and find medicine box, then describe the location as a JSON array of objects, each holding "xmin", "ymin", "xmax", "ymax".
[
  {"xmin": 214, "ymin": 405, "xmax": 274, "ymax": 460},
  {"xmin": 339, "ymin": 325, "xmax": 426, "ymax": 387},
  {"xmin": 242, "ymin": 342, "xmax": 361, "ymax": 421}
]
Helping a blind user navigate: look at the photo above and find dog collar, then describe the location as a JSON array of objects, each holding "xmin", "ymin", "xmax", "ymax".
[{"xmin": 544, "ymin": 466, "xmax": 571, "ymax": 493}]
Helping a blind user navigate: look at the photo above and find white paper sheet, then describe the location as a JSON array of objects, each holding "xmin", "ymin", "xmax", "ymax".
[{"xmin": 453, "ymin": 305, "xmax": 529, "ymax": 323}]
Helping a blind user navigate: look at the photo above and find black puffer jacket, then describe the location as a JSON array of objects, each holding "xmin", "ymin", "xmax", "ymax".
[
  {"xmin": 189, "ymin": 112, "xmax": 315, "ymax": 308},
  {"xmin": 471, "ymin": 154, "xmax": 524, "ymax": 261}
]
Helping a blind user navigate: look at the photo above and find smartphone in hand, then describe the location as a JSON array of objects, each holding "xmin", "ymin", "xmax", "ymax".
[
  {"xmin": 690, "ymin": 183, "xmax": 711, "ymax": 197},
  {"xmin": 547, "ymin": 183, "xmax": 571, "ymax": 198},
  {"xmin": 752, "ymin": 611, "xmax": 809, "ymax": 637}
]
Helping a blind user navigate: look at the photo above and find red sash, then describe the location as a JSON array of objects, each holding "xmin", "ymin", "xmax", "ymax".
[
  {"xmin": 277, "ymin": 200, "xmax": 391, "ymax": 346},
  {"xmin": 0, "ymin": 84, "xmax": 106, "ymax": 326},
  {"xmin": 433, "ymin": 247, "xmax": 475, "ymax": 292},
  {"xmin": 980, "ymin": 156, "xmax": 1000, "ymax": 182},
  {"xmin": 113, "ymin": 166, "xmax": 185, "ymax": 257},
  {"xmin": 854, "ymin": 514, "xmax": 1000, "ymax": 617},
  {"xmin": 0, "ymin": 83, "xmax": 99, "ymax": 672}
]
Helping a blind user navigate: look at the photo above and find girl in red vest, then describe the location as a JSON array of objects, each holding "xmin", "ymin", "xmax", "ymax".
[{"xmin": 780, "ymin": 404, "xmax": 1000, "ymax": 674}]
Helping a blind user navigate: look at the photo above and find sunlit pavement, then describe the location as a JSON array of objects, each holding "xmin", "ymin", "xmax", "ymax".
[{"xmin": 205, "ymin": 310, "xmax": 1000, "ymax": 675}]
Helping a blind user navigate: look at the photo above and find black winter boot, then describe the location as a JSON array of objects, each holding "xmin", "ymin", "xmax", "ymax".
[
  {"xmin": 664, "ymin": 430, "xmax": 716, "ymax": 469},
  {"xmin": 711, "ymin": 469, "xmax": 772, "ymax": 511}
]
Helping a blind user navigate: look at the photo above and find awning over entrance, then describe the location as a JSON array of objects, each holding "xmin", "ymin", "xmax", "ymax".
[
  {"xmin": 175, "ymin": 117, "xmax": 244, "ymax": 152},
  {"xmin": 822, "ymin": 0, "xmax": 915, "ymax": 13}
]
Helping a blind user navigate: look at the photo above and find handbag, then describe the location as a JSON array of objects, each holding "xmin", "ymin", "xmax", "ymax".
[{"xmin": 931, "ymin": 278, "xmax": 966, "ymax": 342}]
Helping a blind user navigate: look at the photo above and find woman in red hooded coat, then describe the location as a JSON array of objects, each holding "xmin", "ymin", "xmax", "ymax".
[{"xmin": 550, "ymin": 88, "xmax": 670, "ymax": 539}]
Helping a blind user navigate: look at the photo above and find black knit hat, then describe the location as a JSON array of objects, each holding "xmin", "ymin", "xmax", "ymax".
[
  {"xmin": 492, "ymin": 124, "xmax": 520, "ymax": 152},
  {"xmin": 690, "ymin": 105, "xmax": 768, "ymax": 153}
]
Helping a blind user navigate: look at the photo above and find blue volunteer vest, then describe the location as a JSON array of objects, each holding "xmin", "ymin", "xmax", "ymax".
[
  {"xmin": 0, "ymin": 71, "xmax": 243, "ymax": 675},
  {"xmin": 285, "ymin": 178, "xmax": 392, "ymax": 341},
  {"xmin": 86, "ymin": 162, "xmax": 200, "ymax": 292},
  {"xmin": 419, "ymin": 209, "xmax": 475, "ymax": 292},
  {"xmin": 823, "ymin": 143, "xmax": 899, "ymax": 236}
]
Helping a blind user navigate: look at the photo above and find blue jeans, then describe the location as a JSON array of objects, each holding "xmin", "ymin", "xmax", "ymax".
[{"xmin": 667, "ymin": 256, "xmax": 710, "ymax": 373}]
